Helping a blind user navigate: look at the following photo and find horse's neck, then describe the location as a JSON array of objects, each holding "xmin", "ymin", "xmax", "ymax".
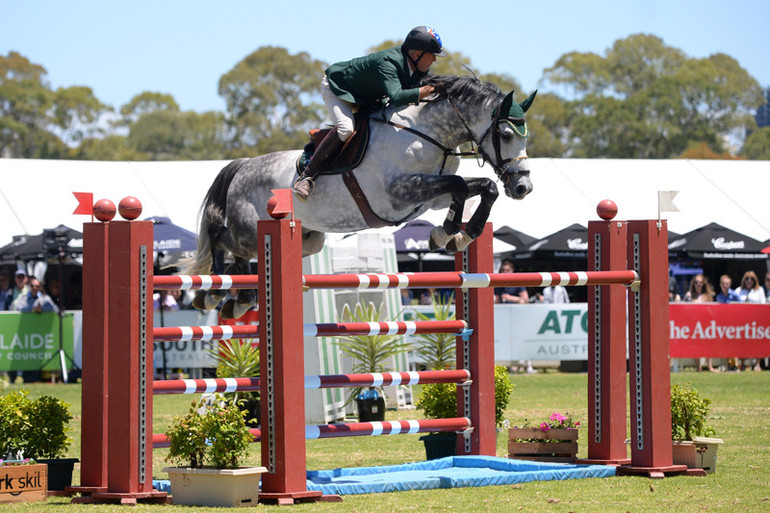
[{"xmin": 388, "ymin": 99, "xmax": 494, "ymax": 148}]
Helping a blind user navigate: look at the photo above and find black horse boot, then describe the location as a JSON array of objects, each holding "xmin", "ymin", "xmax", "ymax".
[{"xmin": 293, "ymin": 128, "xmax": 346, "ymax": 202}]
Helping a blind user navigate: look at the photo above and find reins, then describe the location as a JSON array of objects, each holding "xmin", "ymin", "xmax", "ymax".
[{"xmin": 371, "ymin": 94, "xmax": 528, "ymax": 186}]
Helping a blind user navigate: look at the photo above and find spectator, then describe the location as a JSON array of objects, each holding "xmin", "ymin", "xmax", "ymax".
[
  {"xmin": 0, "ymin": 271, "xmax": 12, "ymax": 310},
  {"xmin": 12, "ymin": 277, "xmax": 59, "ymax": 313},
  {"xmin": 683, "ymin": 274, "xmax": 714, "ymax": 302},
  {"xmin": 765, "ymin": 272, "xmax": 770, "ymax": 302},
  {"xmin": 154, "ymin": 290, "xmax": 180, "ymax": 311},
  {"xmin": 716, "ymin": 275, "xmax": 742, "ymax": 303},
  {"xmin": 494, "ymin": 259, "xmax": 529, "ymax": 304},
  {"xmin": 9, "ymin": 269, "xmax": 29, "ymax": 310},
  {"xmin": 668, "ymin": 276, "xmax": 681, "ymax": 302},
  {"xmin": 542, "ymin": 285, "xmax": 569, "ymax": 304},
  {"xmin": 736, "ymin": 270, "xmax": 766, "ymax": 304}
]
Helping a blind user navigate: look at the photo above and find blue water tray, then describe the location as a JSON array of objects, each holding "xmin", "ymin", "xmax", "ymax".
[
  {"xmin": 153, "ymin": 456, "xmax": 616, "ymax": 497},
  {"xmin": 305, "ymin": 456, "xmax": 616, "ymax": 495}
]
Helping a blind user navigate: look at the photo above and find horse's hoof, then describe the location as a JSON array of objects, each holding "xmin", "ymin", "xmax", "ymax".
[
  {"xmin": 192, "ymin": 290, "xmax": 209, "ymax": 310},
  {"xmin": 454, "ymin": 231, "xmax": 474, "ymax": 252},
  {"xmin": 429, "ymin": 226, "xmax": 452, "ymax": 251},
  {"xmin": 220, "ymin": 299, "xmax": 236, "ymax": 319},
  {"xmin": 230, "ymin": 301, "xmax": 252, "ymax": 320},
  {"xmin": 204, "ymin": 290, "xmax": 225, "ymax": 310}
]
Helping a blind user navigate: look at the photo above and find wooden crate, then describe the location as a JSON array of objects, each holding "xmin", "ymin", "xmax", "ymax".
[
  {"xmin": 508, "ymin": 427, "xmax": 578, "ymax": 463},
  {"xmin": 0, "ymin": 463, "xmax": 47, "ymax": 504}
]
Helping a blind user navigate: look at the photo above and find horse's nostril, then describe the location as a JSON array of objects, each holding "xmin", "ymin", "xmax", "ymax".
[{"xmin": 515, "ymin": 185, "xmax": 528, "ymax": 196}]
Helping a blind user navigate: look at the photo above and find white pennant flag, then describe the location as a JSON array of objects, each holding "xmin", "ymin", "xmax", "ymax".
[{"xmin": 658, "ymin": 191, "xmax": 679, "ymax": 215}]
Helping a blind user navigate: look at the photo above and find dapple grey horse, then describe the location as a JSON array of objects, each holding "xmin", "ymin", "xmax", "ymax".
[{"xmin": 189, "ymin": 75, "xmax": 536, "ymax": 317}]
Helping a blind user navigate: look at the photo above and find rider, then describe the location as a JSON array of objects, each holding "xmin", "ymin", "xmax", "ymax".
[{"xmin": 292, "ymin": 26, "xmax": 446, "ymax": 202}]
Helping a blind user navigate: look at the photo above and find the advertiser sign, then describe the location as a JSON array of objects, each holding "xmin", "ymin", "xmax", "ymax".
[
  {"xmin": 669, "ymin": 303, "xmax": 770, "ymax": 358},
  {"xmin": 494, "ymin": 304, "xmax": 589, "ymax": 361},
  {"xmin": 0, "ymin": 312, "xmax": 74, "ymax": 371}
]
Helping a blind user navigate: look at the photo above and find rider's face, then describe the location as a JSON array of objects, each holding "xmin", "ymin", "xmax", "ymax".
[{"xmin": 416, "ymin": 52, "xmax": 437, "ymax": 72}]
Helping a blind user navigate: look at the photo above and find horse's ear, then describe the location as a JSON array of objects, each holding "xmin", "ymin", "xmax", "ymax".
[
  {"xmin": 520, "ymin": 90, "xmax": 537, "ymax": 113},
  {"xmin": 498, "ymin": 91, "xmax": 514, "ymax": 118}
]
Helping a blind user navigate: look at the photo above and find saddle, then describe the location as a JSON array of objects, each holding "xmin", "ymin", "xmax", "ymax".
[
  {"xmin": 296, "ymin": 113, "xmax": 412, "ymax": 229},
  {"xmin": 296, "ymin": 115, "xmax": 370, "ymax": 175}
]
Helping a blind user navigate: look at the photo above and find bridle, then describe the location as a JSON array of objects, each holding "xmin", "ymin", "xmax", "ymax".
[{"xmin": 372, "ymin": 94, "xmax": 529, "ymax": 187}]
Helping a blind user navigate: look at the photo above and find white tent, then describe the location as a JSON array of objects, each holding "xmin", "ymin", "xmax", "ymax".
[{"xmin": 1, "ymin": 158, "xmax": 769, "ymax": 247}]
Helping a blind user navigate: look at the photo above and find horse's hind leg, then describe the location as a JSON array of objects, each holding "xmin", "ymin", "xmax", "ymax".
[
  {"xmin": 193, "ymin": 224, "xmax": 230, "ymax": 310},
  {"xmin": 445, "ymin": 177, "xmax": 499, "ymax": 253},
  {"xmin": 220, "ymin": 257, "xmax": 256, "ymax": 320}
]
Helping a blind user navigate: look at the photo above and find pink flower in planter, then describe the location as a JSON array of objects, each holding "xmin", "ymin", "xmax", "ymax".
[
  {"xmin": 539, "ymin": 422, "xmax": 550, "ymax": 432},
  {"xmin": 550, "ymin": 412, "xmax": 568, "ymax": 423}
]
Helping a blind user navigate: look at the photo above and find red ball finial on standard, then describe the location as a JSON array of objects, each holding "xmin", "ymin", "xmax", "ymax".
[
  {"xmin": 266, "ymin": 195, "xmax": 288, "ymax": 219},
  {"xmin": 597, "ymin": 199, "xmax": 618, "ymax": 220},
  {"xmin": 119, "ymin": 196, "xmax": 143, "ymax": 220},
  {"xmin": 93, "ymin": 199, "xmax": 116, "ymax": 222}
]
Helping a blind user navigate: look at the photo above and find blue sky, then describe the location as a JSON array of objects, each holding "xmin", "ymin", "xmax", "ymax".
[{"xmin": 2, "ymin": 0, "xmax": 768, "ymax": 113}]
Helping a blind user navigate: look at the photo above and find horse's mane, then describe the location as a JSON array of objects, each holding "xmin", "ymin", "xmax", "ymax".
[{"xmin": 420, "ymin": 75, "xmax": 504, "ymax": 105}]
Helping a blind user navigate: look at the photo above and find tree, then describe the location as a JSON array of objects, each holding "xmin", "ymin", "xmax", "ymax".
[
  {"xmin": 739, "ymin": 127, "xmax": 770, "ymax": 160},
  {"xmin": 127, "ymin": 109, "xmax": 228, "ymax": 160},
  {"xmin": 218, "ymin": 46, "xmax": 326, "ymax": 156},
  {"xmin": 0, "ymin": 51, "xmax": 55, "ymax": 157},
  {"xmin": 542, "ymin": 34, "xmax": 765, "ymax": 158},
  {"xmin": 53, "ymin": 85, "xmax": 111, "ymax": 145}
]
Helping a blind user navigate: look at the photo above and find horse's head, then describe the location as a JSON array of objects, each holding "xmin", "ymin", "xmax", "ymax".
[{"xmin": 482, "ymin": 89, "xmax": 536, "ymax": 200}]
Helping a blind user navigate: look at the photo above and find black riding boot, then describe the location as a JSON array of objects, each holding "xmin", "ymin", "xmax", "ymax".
[{"xmin": 293, "ymin": 128, "xmax": 346, "ymax": 202}]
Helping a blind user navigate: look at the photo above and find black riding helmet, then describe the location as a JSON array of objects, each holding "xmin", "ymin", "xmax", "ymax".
[{"xmin": 403, "ymin": 26, "xmax": 446, "ymax": 57}]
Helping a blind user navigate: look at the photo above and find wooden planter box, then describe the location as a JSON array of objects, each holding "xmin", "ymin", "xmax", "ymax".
[
  {"xmin": 508, "ymin": 427, "xmax": 578, "ymax": 463},
  {"xmin": 0, "ymin": 463, "xmax": 47, "ymax": 504}
]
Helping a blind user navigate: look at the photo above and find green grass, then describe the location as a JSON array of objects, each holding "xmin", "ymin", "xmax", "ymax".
[{"xmin": 2, "ymin": 370, "xmax": 769, "ymax": 512}]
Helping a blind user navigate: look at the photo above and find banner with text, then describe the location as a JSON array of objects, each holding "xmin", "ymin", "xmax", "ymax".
[
  {"xmin": 669, "ymin": 303, "xmax": 770, "ymax": 358},
  {"xmin": 493, "ymin": 304, "xmax": 589, "ymax": 361},
  {"xmin": 0, "ymin": 312, "xmax": 75, "ymax": 371}
]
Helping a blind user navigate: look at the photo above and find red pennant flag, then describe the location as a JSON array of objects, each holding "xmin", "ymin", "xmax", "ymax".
[
  {"xmin": 270, "ymin": 188, "xmax": 294, "ymax": 217},
  {"xmin": 72, "ymin": 192, "xmax": 94, "ymax": 216}
]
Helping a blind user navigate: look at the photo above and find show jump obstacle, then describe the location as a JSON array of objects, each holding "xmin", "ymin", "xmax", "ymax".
[{"xmin": 67, "ymin": 196, "xmax": 683, "ymax": 505}]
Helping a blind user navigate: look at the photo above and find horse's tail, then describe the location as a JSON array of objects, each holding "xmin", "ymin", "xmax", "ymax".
[{"xmin": 185, "ymin": 159, "xmax": 245, "ymax": 276}]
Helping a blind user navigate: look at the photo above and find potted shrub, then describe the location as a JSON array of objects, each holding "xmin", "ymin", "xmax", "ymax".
[
  {"xmin": 671, "ymin": 383, "xmax": 722, "ymax": 473},
  {"xmin": 0, "ymin": 390, "xmax": 76, "ymax": 492},
  {"xmin": 162, "ymin": 394, "xmax": 266, "ymax": 507},
  {"xmin": 336, "ymin": 301, "xmax": 412, "ymax": 421},
  {"xmin": 508, "ymin": 412, "xmax": 580, "ymax": 462},
  {"xmin": 416, "ymin": 365, "xmax": 514, "ymax": 459},
  {"xmin": 208, "ymin": 338, "xmax": 260, "ymax": 425}
]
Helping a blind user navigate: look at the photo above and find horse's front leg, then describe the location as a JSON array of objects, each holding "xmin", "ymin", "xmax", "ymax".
[
  {"xmin": 445, "ymin": 177, "xmax": 499, "ymax": 253},
  {"xmin": 389, "ymin": 174, "xmax": 470, "ymax": 251}
]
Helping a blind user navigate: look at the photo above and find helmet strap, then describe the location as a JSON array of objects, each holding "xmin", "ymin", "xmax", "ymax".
[{"xmin": 408, "ymin": 50, "xmax": 426, "ymax": 72}]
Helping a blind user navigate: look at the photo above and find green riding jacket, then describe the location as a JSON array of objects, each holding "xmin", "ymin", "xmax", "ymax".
[{"xmin": 325, "ymin": 45, "xmax": 427, "ymax": 108}]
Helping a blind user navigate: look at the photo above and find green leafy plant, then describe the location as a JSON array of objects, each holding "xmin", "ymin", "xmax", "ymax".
[
  {"xmin": 417, "ymin": 365, "xmax": 514, "ymax": 428},
  {"xmin": 25, "ymin": 395, "xmax": 73, "ymax": 458},
  {"xmin": 208, "ymin": 339, "xmax": 260, "ymax": 404},
  {"xmin": 412, "ymin": 291, "xmax": 456, "ymax": 371},
  {"xmin": 0, "ymin": 391, "xmax": 72, "ymax": 459},
  {"xmin": 165, "ymin": 394, "xmax": 253, "ymax": 469},
  {"xmin": 336, "ymin": 301, "xmax": 412, "ymax": 403},
  {"xmin": 671, "ymin": 383, "xmax": 716, "ymax": 441}
]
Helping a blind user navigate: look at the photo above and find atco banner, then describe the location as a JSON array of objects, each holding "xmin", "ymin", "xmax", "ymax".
[
  {"xmin": 494, "ymin": 304, "xmax": 589, "ymax": 361},
  {"xmin": 669, "ymin": 303, "xmax": 770, "ymax": 358},
  {"xmin": 0, "ymin": 312, "xmax": 75, "ymax": 371}
]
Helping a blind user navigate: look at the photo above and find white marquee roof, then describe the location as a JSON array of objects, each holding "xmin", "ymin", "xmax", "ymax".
[{"xmin": 1, "ymin": 158, "xmax": 768, "ymax": 248}]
